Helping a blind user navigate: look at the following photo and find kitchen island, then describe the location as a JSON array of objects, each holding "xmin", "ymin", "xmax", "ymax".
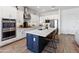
[{"xmin": 26, "ymin": 28, "xmax": 56, "ymax": 53}]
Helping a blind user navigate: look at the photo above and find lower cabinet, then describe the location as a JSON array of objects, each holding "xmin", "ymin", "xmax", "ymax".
[
  {"xmin": 26, "ymin": 33, "xmax": 48, "ymax": 53},
  {"xmin": 27, "ymin": 34, "xmax": 33, "ymax": 50},
  {"xmin": 16, "ymin": 28, "xmax": 26, "ymax": 39}
]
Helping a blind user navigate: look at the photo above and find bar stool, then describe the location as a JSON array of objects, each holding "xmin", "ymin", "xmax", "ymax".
[
  {"xmin": 45, "ymin": 29, "xmax": 59, "ymax": 53},
  {"xmin": 54, "ymin": 29, "xmax": 59, "ymax": 43},
  {"xmin": 51, "ymin": 30, "xmax": 58, "ymax": 53}
]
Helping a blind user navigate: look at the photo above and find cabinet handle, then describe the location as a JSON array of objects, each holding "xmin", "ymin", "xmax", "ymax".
[{"xmin": 33, "ymin": 38, "xmax": 36, "ymax": 42}]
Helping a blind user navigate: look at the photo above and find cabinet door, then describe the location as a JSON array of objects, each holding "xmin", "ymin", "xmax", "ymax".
[
  {"xmin": 16, "ymin": 10, "xmax": 23, "ymax": 27},
  {"xmin": 21, "ymin": 29, "xmax": 26, "ymax": 38},
  {"xmin": 16, "ymin": 29, "xmax": 20, "ymax": 39},
  {"xmin": 9, "ymin": 7, "xmax": 17, "ymax": 19},
  {"xmin": 0, "ymin": 7, "xmax": 17, "ymax": 18},
  {"xmin": 1, "ymin": 7, "xmax": 10, "ymax": 18},
  {"xmin": 27, "ymin": 34, "xmax": 33, "ymax": 50},
  {"xmin": 16, "ymin": 29, "xmax": 22, "ymax": 39},
  {"xmin": 32, "ymin": 35, "xmax": 39, "ymax": 52}
]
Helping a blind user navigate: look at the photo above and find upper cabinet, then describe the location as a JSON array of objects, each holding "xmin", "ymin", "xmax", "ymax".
[
  {"xmin": 16, "ymin": 10, "xmax": 24, "ymax": 27},
  {"xmin": 0, "ymin": 7, "xmax": 17, "ymax": 19}
]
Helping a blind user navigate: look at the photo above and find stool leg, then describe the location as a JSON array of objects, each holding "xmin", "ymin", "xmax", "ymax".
[
  {"xmin": 54, "ymin": 34, "xmax": 59, "ymax": 43},
  {"xmin": 51, "ymin": 39, "xmax": 57, "ymax": 53}
]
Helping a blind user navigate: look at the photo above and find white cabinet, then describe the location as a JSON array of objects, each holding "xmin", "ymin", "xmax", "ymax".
[
  {"xmin": 0, "ymin": 7, "xmax": 9, "ymax": 18},
  {"xmin": 16, "ymin": 28, "xmax": 37, "ymax": 40},
  {"xmin": 16, "ymin": 10, "xmax": 24, "ymax": 27},
  {"xmin": 16, "ymin": 29, "xmax": 23, "ymax": 39},
  {"xmin": 75, "ymin": 32, "xmax": 79, "ymax": 46},
  {"xmin": 22, "ymin": 29, "xmax": 26, "ymax": 38},
  {"xmin": 0, "ymin": 7, "xmax": 17, "ymax": 19},
  {"xmin": 20, "ymin": 29, "xmax": 26, "ymax": 38},
  {"xmin": 9, "ymin": 7, "xmax": 17, "ymax": 19},
  {"xmin": 16, "ymin": 28, "xmax": 26, "ymax": 40}
]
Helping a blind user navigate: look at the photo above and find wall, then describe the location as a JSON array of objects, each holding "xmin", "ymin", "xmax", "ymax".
[
  {"xmin": 60, "ymin": 8, "xmax": 79, "ymax": 34},
  {"xmin": 29, "ymin": 13, "xmax": 40, "ymax": 26}
]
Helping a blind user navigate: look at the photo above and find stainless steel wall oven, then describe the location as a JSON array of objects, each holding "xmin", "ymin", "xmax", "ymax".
[{"xmin": 2, "ymin": 18, "xmax": 16, "ymax": 41}]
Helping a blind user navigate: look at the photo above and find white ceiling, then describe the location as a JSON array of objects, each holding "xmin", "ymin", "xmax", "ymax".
[{"xmin": 27, "ymin": 6, "xmax": 79, "ymax": 13}]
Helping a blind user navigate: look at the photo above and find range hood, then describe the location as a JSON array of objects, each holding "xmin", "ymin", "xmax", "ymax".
[{"xmin": 23, "ymin": 7, "xmax": 31, "ymax": 19}]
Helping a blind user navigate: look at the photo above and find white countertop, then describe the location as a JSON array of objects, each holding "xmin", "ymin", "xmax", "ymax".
[
  {"xmin": 26, "ymin": 28, "xmax": 56, "ymax": 37},
  {"xmin": 16, "ymin": 26, "xmax": 42, "ymax": 31}
]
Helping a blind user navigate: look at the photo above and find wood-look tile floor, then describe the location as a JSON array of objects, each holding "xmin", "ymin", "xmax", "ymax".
[{"xmin": 0, "ymin": 34, "xmax": 79, "ymax": 53}]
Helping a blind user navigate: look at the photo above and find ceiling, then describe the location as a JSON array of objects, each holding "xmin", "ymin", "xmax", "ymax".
[{"xmin": 27, "ymin": 6, "xmax": 79, "ymax": 13}]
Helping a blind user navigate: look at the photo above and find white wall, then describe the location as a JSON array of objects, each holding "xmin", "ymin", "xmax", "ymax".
[
  {"xmin": 29, "ymin": 13, "xmax": 40, "ymax": 26},
  {"xmin": 60, "ymin": 8, "xmax": 79, "ymax": 34}
]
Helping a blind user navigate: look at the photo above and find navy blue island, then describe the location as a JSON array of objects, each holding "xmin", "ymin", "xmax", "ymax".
[{"xmin": 26, "ymin": 28, "xmax": 56, "ymax": 53}]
